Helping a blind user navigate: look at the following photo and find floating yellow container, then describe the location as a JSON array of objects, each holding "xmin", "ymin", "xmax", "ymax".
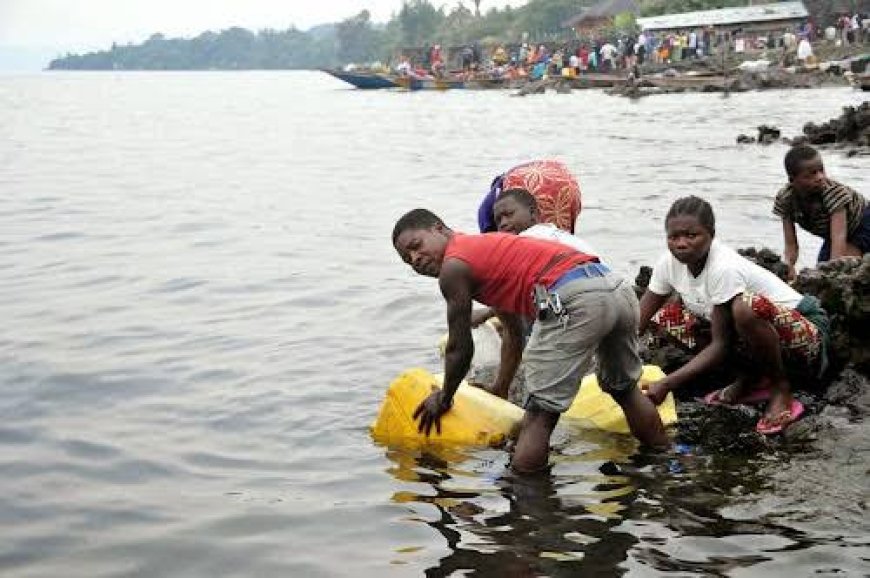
[
  {"xmin": 370, "ymin": 368, "xmax": 524, "ymax": 448},
  {"xmin": 565, "ymin": 365, "xmax": 678, "ymax": 434},
  {"xmin": 371, "ymin": 366, "xmax": 677, "ymax": 447}
]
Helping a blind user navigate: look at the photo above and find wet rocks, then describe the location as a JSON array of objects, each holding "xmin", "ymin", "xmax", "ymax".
[
  {"xmin": 796, "ymin": 102, "xmax": 870, "ymax": 148},
  {"xmin": 792, "ymin": 255, "xmax": 870, "ymax": 372},
  {"xmin": 736, "ymin": 247, "xmax": 789, "ymax": 280},
  {"xmin": 741, "ymin": 102, "xmax": 870, "ymax": 152},
  {"xmin": 675, "ymin": 401, "xmax": 769, "ymax": 454},
  {"xmin": 736, "ymin": 125, "xmax": 786, "ymax": 145}
]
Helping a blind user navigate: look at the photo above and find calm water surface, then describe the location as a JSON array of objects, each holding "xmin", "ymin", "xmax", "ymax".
[{"xmin": 0, "ymin": 71, "xmax": 867, "ymax": 576}]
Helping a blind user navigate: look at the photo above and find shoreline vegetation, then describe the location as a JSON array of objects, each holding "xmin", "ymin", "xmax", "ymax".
[{"xmin": 46, "ymin": 0, "xmax": 863, "ymax": 71}]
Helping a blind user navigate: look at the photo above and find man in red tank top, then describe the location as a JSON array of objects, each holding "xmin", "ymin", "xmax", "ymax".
[{"xmin": 392, "ymin": 209, "xmax": 668, "ymax": 473}]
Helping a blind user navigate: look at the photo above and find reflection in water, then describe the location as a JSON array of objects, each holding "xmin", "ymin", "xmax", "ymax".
[{"xmin": 381, "ymin": 428, "xmax": 843, "ymax": 576}]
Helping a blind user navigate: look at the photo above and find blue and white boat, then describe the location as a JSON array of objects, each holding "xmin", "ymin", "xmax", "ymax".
[{"xmin": 322, "ymin": 69, "xmax": 398, "ymax": 89}]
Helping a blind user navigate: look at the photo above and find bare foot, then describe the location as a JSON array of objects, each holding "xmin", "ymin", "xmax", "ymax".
[
  {"xmin": 718, "ymin": 374, "xmax": 764, "ymax": 404},
  {"xmin": 763, "ymin": 378, "xmax": 792, "ymax": 422}
]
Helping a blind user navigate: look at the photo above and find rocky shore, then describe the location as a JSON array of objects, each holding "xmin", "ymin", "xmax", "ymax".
[{"xmin": 736, "ymin": 101, "xmax": 870, "ymax": 154}]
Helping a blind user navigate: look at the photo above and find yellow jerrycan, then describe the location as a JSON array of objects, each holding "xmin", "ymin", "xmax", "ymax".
[
  {"xmin": 371, "ymin": 368, "xmax": 524, "ymax": 448},
  {"xmin": 371, "ymin": 366, "xmax": 678, "ymax": 447},
  {"xmin": 564, "ymin": 365, "xmax": 678, "ymax": 433}
]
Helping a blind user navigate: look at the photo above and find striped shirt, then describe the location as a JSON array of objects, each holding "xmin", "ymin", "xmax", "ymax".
[{"xmin": 773, "ymin": 179, "xmax": 866, "ymax": 238}]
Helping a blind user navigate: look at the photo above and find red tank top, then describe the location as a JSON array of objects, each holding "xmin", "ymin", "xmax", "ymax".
[{"xmin": 444, "ymin": 233, "xmax": 597, "ymax": 317}]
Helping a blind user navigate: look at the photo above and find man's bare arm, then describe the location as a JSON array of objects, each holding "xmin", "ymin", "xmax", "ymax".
[{"xmin": 439, "ymin": 259, "xmax": 475, "ymax": 403}]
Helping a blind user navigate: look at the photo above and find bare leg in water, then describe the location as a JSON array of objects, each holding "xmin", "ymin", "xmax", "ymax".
[
  {"xmin": 613, "ymin": 386, "xmax": 670, "ymax": 449},
  {"xmin": 510, "ymin": 407, "xmax": 560, "ymax": 474},
  {"xmin": 511, "ymin": 390, "xmax": 670, "ymax": 475}
]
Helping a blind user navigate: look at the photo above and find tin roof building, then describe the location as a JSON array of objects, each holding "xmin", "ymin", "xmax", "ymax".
[{"xmin": 637, "ymin": 1, "xmax": 809, "ymax": 33}]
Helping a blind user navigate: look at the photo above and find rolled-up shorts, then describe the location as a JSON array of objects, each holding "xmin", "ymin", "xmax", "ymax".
[
  {"xmin": 818, "ymin": 205, "xmax": 870, "ymax": 262},
  {"xmin": 521, "ymin": 273, "xmax": 642, "ymax": 414}
]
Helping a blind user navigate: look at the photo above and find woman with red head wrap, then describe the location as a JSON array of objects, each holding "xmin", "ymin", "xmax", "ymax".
[{"xmin": 478, "ymin": 160, "xmax": 582, "ymax": 233}]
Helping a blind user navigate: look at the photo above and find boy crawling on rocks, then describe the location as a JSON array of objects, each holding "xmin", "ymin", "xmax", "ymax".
[{"xmin": 775, "ymin": 144, "xmax": 868, "ymax": 280}]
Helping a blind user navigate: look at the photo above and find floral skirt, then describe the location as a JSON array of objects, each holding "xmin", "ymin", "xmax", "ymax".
[{"xmin": 651, "ymin": 293, "xmax": 821, "ymax": 368}]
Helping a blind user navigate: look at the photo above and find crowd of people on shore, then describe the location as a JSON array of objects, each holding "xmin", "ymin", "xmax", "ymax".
[
  {"xmin": 387, "ymin": 12, "xmax": 869, "ymax": 81},
  {"xmin": 391, "ymin": 147, "xmax": 867, "ymax": 473}
]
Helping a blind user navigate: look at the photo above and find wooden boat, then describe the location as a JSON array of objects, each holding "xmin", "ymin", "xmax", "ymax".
[
  {"xmin": 322, "ymin": 69, "xmax": 397, "ymax": 89},
  {"xmin": 391, "ymin": 75, "xmax": 466, "ymax": 90},
  {"xmin": 643, "ymin": 74, "xmax": 739, "ymax": 91},
  {"xmin": 564, "ymin": 73, "xmax": 627, "ymax": 89}
]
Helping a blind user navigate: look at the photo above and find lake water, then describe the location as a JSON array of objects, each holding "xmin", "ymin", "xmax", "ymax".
[{"xmin": 0, "ymin": 71, "xmax": 867, "ymax": 577}]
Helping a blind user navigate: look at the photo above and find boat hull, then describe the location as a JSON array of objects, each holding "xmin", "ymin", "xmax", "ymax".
[{"xmin": 322, "ymin": 69, "xmax": 397, "ymax": 89}]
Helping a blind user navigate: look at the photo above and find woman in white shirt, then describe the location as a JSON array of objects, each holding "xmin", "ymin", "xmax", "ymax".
[{"xmin": 638, "ymin": 196, "xmax": 826, "ymax": 435}]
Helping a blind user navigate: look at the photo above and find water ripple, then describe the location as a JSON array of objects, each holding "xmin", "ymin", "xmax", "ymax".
[{"xmin": 0, "ymin": 72, "xmax": 865, "ymax": 577}]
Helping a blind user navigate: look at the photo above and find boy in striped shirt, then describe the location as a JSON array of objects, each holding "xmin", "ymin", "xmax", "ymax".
[{"xmin": 774, "ymin": 145, "xmax": 868, "ymax": 279}]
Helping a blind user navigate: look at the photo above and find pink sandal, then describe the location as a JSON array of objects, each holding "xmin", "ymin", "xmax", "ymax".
[{"xmin": 756, "ymin": 399, "xmax": 805, "ymax": 435}]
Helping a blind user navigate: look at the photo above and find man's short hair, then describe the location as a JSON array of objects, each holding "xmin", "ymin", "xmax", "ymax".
[
  {"xmin": 784, "ymin": 144, "xmax": 820, "ymax": 179},
  {"xmin": 496, "ymin": 188, "xmax": 538, "ymax": 212},
  {"xmin": 392, "ymin": 209, "xmax": 445, "ymax": 244}
]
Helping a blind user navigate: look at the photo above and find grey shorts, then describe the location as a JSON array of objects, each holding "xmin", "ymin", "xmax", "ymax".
[{"xmin": 521, "ymin": 273, "xmax": 642, "ymax": 414}]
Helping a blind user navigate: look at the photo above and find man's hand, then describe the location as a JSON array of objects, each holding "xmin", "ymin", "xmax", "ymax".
[
  {"xmin": 643, "ymin": 378, "xmax": 671, "ymax": 406},
  {"xmin": 413, "ymin": 389, "xmax": 453, "ymax": 436}
]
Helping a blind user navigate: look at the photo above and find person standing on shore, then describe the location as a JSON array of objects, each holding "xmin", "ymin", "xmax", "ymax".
[{"xmin": 797, "ymin": 34, "xmax": 813, "ymax": 64}]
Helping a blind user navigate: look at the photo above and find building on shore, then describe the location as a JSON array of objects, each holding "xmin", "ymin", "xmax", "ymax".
[
  {"xmin": 564, "ymin": 0, "xmax": 640, "ymax": 35},
  {"xmin": 636, "ymin": 2, "xmax": 809, "ymax": 36}
]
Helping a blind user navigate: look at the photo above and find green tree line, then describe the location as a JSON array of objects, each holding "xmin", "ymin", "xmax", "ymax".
[
  {"xmin": 49, "ymin": 0, "xmax": 845, "ymax": 70},
  {"xmin": 48, "ymin": 0, "xmax": 601, "ymax": 70}
]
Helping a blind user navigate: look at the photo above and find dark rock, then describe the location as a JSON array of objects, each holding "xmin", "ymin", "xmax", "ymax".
[
  {"xmin": 824, "ymin": 365, "xmax": 870, "ymax": 417},
  {"xmin": 736, "ymin": 134, "xmax": 755, "ymax": 144},
  {"xmin": 736, "ymin": 246, "xmax": 789, "ymax": 280},
  {"xmin": 798, "ymin": 102, "xmax": 870, "ymax": 148},
  {"xmin": 757, "ymin": 124, "xmax": 782, "ymax": 144},
  {"xmin": 675, "ymin": 401, "xmax": 769, "ymax": 454},
  {"xmin": 634, "ymin": 265, "xmax": 652, "ymax": 291},
  {"xmin": 792, "ymin": 255, "xmax": 870, "ymax": 372}
]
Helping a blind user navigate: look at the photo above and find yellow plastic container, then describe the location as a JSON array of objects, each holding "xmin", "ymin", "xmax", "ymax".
[
  {"xmin": 564, "ymin": 365, "xmax": 678, "ymax": 433},
  {"xmin": 371, "ymin": 366, "xmax": 678, "ymax": 447},
  {"xmin": 371, "ymin": 368, "xmax": 524, "ymax": 448}
]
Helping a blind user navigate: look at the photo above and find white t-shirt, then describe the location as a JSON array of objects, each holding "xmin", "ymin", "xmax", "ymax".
[
  {"xmin": 648, "ymin": 239, "xmax": 802, "ymax": 319},
  {"xmin": 520, "ymin": 223, "xmax": 602, "ymax": 262},
  {"xmin": 797, "ymin": 38, "xmax": 813, "ymax": 60}
]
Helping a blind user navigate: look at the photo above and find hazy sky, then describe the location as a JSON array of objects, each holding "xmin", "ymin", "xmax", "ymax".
[{"xmin": 1, "ymin": 0, "xmax": 526, "ymax": 51}]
